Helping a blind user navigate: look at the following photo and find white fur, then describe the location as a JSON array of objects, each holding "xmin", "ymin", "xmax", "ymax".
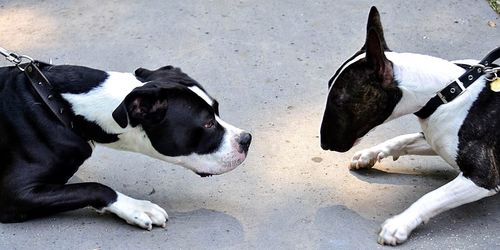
[
  {"xmin": 61, "ymin": 72, "xmax": 144, "ymax": 134},
  {"xmin": 385, "ymin": 52, "xmax": 467, "ymax": 120},
  {"xmin": 100, "ymin": 192, "xmax": 168, "ymax": 230},
  {"xmin": 350, "ymin": 132, "xmax": 436, "ymax": 170},
  {"xmin": 378, "ymin": 173, "xmax": 496, "ymax": 245},
  {"xmin": 386, "ymin": 54, "xmax": 485, "ymax": 167}
]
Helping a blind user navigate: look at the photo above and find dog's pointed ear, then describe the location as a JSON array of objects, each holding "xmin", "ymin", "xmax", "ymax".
[
  {"xmin": 112, "ymin": 87, "xmax": 168, "ymax": 128},
  {"xmin": 366, "ymin": 28, "xmax": 386, "ymax": 71},
  {"xmin": 366, "ymin": 28, "xmax": 394, "ymax": 87},
  {"xmin": 362, "ymin": 6, "xmax": 389, "ymax": 51}
]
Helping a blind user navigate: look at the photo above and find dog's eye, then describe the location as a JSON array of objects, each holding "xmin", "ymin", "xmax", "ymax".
[{"xmin": 203, "ymin": 119, "xmax": 216, "ymax": 129}]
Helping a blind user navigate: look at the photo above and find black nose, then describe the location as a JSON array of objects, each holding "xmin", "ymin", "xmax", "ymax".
[
  {"xmin": 238, "ymin": 132, "xmax": 252, "ymax": 152},
  {"xmin": 320, "ymin": 143, "xmax": 331, "ymax": 150}
]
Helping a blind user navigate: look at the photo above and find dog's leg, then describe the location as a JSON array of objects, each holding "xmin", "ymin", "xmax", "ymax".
[
  {"xmin": 0, "ymin": 183, "xmax": 167, "ymax": 230},
  {"xmin": 377, "ymin": 173, "xmax": 497, "ymax": 245},
  {"xmin": 350, "ymin": 132, "xmax": 436, "ymax": 169},
  {"xmin": 100, "ymin": 192, "xmax": 168, "ymax": 230}
]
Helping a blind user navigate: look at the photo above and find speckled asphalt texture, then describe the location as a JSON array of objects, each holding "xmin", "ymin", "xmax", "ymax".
[{"xmin": 0, "ymin": 1, "xmax": 499, "ymax": 249}]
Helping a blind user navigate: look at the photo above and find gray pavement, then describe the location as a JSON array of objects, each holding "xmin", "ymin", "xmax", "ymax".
[{"xmin": 0, "ymin": 1, "xmax": 499, "ymax": 249}]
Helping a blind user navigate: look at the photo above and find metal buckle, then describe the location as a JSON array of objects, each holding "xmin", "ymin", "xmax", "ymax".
[
  {"xmin": 455, "ymin": 79, "xmax": 466, "ymax": 92},
  {"xmin": 437, "ymin": 92, "xmax": 448, "ymax": 104},
  {"xmin": 437, "ymin": 79, "xmax": 466, "ymax": 104}
]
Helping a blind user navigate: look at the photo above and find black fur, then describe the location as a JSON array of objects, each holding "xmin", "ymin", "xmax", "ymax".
[
  {"xmin": 456, "ymin": 84, "xmax": 500, "ymax": 189},
  {"xmin": 0, "ymin": 65, "xmax": 116, "ymax": 222}
]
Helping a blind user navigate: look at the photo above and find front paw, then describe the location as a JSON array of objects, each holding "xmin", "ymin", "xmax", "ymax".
[
  {"xmin": 104, "ymin": 192, "xmax": 168, "ymax": 230},
  {"xmin": 350, "ymin": 147, "xmax": 391, "ymax": 170},
  {"xmin": 122, "ymin": 200, "xmax": 168, "ymax": 230},
  {"xmin": 378, "ymin": 216, "xmax": 414, "ymax": 245}
]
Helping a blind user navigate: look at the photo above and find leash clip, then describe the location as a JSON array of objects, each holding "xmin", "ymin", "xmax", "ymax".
[
  {"xmin": 484, "ymin": 67, "xmax": 500, "ymax": 81},
  {"xmin": 486, "ymin": 72, "xmax": 498, "ymax": 81},
  {"xmin": 0, "ymin": 47, "xmax": 34, "ymax": 71},
  {"xmin": 14, "ymin": 55, "xmax": 35, "ymax": 72}
]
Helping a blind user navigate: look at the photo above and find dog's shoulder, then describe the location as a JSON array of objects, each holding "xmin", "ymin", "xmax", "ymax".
[{"xmin": 0, "ymin": 64, "xmax": 94, "ymax": 171}]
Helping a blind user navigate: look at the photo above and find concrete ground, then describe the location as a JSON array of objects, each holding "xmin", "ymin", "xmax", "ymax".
[{"xmin": 0, "ymin": 0, "xmax": 499, "ymax": 249}]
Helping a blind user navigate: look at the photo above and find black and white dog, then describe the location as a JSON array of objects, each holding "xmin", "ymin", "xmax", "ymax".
[
  {"xmin": 0, "ymin": 62, "xmax": 251, "ymax": 230},
  {"xmin": 320, "ymin": 7, "xmax": 498, "ymax": 245}
]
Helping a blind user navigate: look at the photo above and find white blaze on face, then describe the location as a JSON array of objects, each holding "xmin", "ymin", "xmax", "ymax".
[
  {"xmin": 328, "ymin": 53, "xmax": 366, "ymax": 92},
  {"xmin": 188, "ymin": 86, "xmax": 214, "ymax": 106},
  {"xmin": 177, "ymin": 85, "xmax": 248, "ymax": 174}
]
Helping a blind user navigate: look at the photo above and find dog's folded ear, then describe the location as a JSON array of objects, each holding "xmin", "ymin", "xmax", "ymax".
[
  {"xmin": 134, "ymin": 68, "xmax": 152, "ymax": 80},
  {"xmin": 112, "ymin": 86, "xmax": 168, "ymax": 128}
]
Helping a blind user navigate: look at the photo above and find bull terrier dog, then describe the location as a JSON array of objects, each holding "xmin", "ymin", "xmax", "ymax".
[{"xmin": 320, "ymin": 6, "xmax": 499, "ymax": 245}]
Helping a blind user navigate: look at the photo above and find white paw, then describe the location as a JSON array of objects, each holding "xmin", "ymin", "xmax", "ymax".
[
  {"xmin": 350, "ymin": 146, "xmax": 394, "ymax": 170},
  {"xmin": 378, "ymin": 216, "xmax": 413, "ymax": 245},
  {"xmin": 103, "ymin": 192, "xmax": 168, "ymax": 230}
]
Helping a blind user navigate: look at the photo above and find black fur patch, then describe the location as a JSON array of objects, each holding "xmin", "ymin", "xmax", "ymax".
[{"xmin": 456, "ymin": 84, "xmax": 500, "ymax": 189}]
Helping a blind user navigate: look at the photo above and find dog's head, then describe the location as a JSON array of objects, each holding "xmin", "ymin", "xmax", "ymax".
[
  {"xmin": 112, "ymin": 66, "xmax": 251, "ymax": 176},
  {"xmin": 320, "ymin": 6, "xmax": 402, "ymax": 152}
]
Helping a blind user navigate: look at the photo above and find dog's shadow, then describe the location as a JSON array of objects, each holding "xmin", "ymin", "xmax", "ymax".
[
  {"xmin": 313, "ymin": 205, "xmax": 380, "ymax": 249},
  {"xmin": 350, "ymin": 166, "xmax": 457, "ymax": 186},
  {"xmin": 0, "ymin": 207, "xmax": 245, "ymax": 249}
]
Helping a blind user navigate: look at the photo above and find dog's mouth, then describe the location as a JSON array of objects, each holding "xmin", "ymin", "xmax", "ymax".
[
  {"xmin": 196, "ymin": 172, "xmax": 214, "ymax": 178},
  {"xmin": 321, "ymin": 135, "xmax": 359, "ymax": 152}
]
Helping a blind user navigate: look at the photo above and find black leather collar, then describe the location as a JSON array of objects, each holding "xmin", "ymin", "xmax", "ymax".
[
  {"xmin": 414, "ymin": 47, "xmax": 500, "ymax": 119},
  {"xmin": 23, "ymin": 61, "xmax": 76, "ymax": 130}
]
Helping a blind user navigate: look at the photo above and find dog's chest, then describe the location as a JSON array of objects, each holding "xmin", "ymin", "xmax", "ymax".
[{"xmin": 419, "ymin": 79, "xmax": 487, "ymax": 167}]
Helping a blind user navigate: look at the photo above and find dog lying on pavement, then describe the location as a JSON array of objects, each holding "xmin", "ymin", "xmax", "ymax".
[
  {"xmin": 320, "ymin": 6, "xmax": 499, "ymax": 245},
  {"xmin": 0, "ymin": 62, "xmax": 251, "ymax": 230}
]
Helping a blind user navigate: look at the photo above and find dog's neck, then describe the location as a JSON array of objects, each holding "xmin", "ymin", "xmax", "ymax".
[
  {"xmin": 385, "ymin": 52, "xmax": 466, "ymax": 120},
  {"xmin": 61, "ymin": 71, "xmax": 144, "ymax": 135}
]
